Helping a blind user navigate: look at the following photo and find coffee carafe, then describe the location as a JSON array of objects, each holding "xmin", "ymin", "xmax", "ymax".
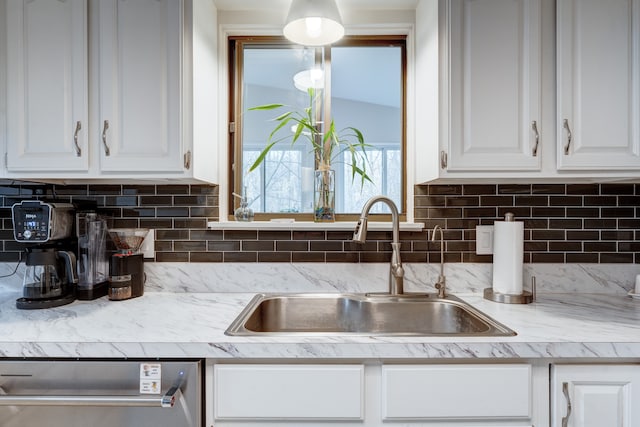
[
  {"xmin": 19, "ymin": 248, "xmax": 77, "ymax": 309},
  {"xmin": 12, "ymin": 201, "xmax": 78, "ymax": 310},
  {"xmin": 76, "ymin": 212, "xmax": 109, "ymax": 300}
]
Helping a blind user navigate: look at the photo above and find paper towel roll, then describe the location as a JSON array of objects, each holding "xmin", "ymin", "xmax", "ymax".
[{"xmin": 492, "ymin": 217, "xmax": 524, "ymax": 295}]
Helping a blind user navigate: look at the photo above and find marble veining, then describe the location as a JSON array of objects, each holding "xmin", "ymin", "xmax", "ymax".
[
  {"xmin": 0, "ymin": 262, "xmax": 639, "ymax": 360},
  {"xmin": 140, "ymin": 262, "xmax": 639, "ymax": 294},
  {"xmin": 2, "ymin": 262, "xmax": 638, "ymax": 295},
  {"xmin": 0, "ymin": 285, "xmax": 638, "ymax": 359}
]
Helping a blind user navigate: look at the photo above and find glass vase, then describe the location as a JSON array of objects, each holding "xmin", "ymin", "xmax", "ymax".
[{"xmin": 314, "ymin": 169, "xmax": 335, "ymax": 222}]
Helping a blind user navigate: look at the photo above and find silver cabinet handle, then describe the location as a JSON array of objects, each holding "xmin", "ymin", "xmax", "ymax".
[
  {"xmin": 73, "ymin": 121, "xmax": 82, "ymax": 157},
  {"xmin": 531, "ymin": 120, "xmax": 539, "ymax": 157},
  {"xmin": 440, "ymin": 150, "xmax": 448, "ymax": 169},
  {"xmin": 102, "ymin": 120, "xmax": 111, "ymax": 156},
  {"xmin": 561, "ymin": 381, "xmax": 572, "ymax": 427},
  {"xmin": 184, "ymin": 150, "xmax": 192, "ymax": 170},
  {"xmin": 563, "ymin": 119, "xmax": 572, "ymax": 155}
]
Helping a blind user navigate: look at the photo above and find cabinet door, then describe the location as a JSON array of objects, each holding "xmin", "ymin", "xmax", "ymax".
[
  {"xmin": 382, "ymin": 364, "xmax": 531, "ymax": 420},
  {"xmin": 213, "ymin": 364, "xmax": 364, "ymax": 420},
  {"xmin": 552, "ymin": 364, "xmax": 640, "ymax": 427},
  {"xmin": 97, "ymin": 0, "xmax": 183, "ymax": 173},
  {"xmin": 557, "ymin": 0, "xmax": 640, "ymax": 170},
  {"xmin": 6, "ymin": 0, "xmax": 88, "ymax": 172},
  {"xmin": 445, "ymin": 0, "xmax": 541, "ymax": 172}
]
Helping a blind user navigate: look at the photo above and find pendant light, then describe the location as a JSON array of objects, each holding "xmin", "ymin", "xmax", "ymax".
[
  {"xmin": 293, "ymin": 68, "xmax": 324, "ymax": 91},
  {"xmin": 283, "ymin": 0, "xmax": 345, "ymax": 46}
]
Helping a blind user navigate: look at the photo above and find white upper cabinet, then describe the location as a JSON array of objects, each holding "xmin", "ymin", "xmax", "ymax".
[
  {"xmin": 2, "ymin": 0, "xmax": 218, "ymax": 182},
  {"xmin": 416, "ymin": 0, "xmax": 547, "ymax": 183},
  {"xmin": 96, "ymin": 0, "xmax": 183, "ymax": 173},
  {"xmin": 5, "ymin": 0, "xmax": 89, "ymax": 172},
  {"xmin": 445, "ymin": 0, "xmax": 542, "ymax": 172},
  {"xmin": 557, "ymin": 0, "xmax": 640, "ymax": 171},
  {"xmin": 417, "ymin": 0, "xmax": 640, "ymax": 183}
]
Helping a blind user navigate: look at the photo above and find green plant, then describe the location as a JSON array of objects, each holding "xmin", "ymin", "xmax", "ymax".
[{"xmin": 247, "ymin": 88, "xmax": 372, "ymax": 185}]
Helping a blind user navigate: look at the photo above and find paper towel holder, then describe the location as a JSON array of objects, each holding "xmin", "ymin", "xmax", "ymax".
[{"xmin": 484, "ymin": 276, "xmax": 536, "ymax": 304}]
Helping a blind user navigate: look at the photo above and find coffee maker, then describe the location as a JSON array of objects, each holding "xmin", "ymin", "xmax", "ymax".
[
  {"xmin": 12, "ymin": 201, "xmax": 77, "ymax": 309},
  {"xmin": 108, "ymin": 228, "xmax": 149, "ymax": 300}
]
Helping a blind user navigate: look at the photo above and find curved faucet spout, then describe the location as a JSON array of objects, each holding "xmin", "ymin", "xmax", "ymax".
[
  {"xmin": 353, "ymin": 196, "xmax": 404, "ymax": 295},
  {"xmin": 431, "ymin": 225, "xmax": 446, "ymax": 298}
]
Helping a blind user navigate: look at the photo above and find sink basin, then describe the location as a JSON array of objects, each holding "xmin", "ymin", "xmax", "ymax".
[{"xmin": 225, "ymin": 293, "xmax": 516, "ymax": 336}]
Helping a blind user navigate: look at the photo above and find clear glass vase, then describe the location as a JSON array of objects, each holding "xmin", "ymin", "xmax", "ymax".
[{"xmin": 314, "ymin": 169, "xmax": 335, "ymax": 222}]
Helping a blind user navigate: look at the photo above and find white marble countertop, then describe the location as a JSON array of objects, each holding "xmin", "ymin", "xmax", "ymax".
[{"xmin": 0, "ymin": 288, "xmax": 639, "ymax": 360}]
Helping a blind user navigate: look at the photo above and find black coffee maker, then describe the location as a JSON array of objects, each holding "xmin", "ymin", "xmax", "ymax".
[{"xmin": 12, "ymin": 201, "xmax": 78, "ymax": 309}]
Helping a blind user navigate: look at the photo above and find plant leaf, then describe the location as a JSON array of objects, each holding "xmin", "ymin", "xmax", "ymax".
[
  {"xmin": 267, "ymin": 115, "xmax": 293, "ymax": 140},
  {"xmin": 292, "ymin": 121, "xmax": 305, "ymax": 143},
  {"xmin": 248, "ymin": 140, "xmax": 279, "ymax": 172},
  {"xmin": 273, "ymin": 111, "xmax": 293, "ymax": 121},
  {"xmin": 248, "ymin": 103, "xmax": 285, "ymax": 111},
  {"xmin": 345, "ymin": 126, "xmax": 365, "ymax": 144},
  {"xmin": 246, "ymin": 89, "xmax": 374, "ymax": 191}
]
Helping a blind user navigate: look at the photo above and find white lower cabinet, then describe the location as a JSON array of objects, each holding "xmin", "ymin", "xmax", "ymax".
[
  {"xmin": 209, "ymin": 363, "xmax": 538, "ymax": 427},
  {"xmin": 382, "ymin": 364, "xmax": 531, "ymax": 420},
  {"xmin": 213, "ymin": 364, "xmax": 364, "ymax": 421},
  {"xmin": 551, "ymin": 364, "xmax": 640, "ymax": 427}
]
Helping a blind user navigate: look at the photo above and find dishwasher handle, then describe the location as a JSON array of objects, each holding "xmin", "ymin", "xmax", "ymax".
[
  {"xmin": 0, "ymin": 391, "xmax": 180, "ymax": 408},
  {"xmin": 0, "ymin": 371, "xmax": 185, "ymax": 408}
]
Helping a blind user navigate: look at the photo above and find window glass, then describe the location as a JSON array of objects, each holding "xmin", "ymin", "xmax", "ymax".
[
  {"xmin": 235, "ymin": 38, "xmax": 404, "ymax": 216},
  {"xmin": 331, "ymin": 45, "xmax": 403, "ymax": 214},
  {"xmin": 242, "ymin": 46, "xmax": 316, "ymax": 214}
]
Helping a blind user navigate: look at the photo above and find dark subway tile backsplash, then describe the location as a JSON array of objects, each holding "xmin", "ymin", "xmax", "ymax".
[
  {"xmin": 0, "ymin": 183, "xmax": 639, "ymax": 263},
  {"xmin": 418, "ymin": 183, "xmax": 640, "ymax": 263}
]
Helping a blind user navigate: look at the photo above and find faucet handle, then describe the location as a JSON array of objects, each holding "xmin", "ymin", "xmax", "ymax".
[{"xmin": 353, "ymin": 217, "xmax": 368, "ymax": 243}]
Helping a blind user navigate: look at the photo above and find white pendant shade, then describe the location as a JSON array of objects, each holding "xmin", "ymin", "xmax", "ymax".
[
  {"xmin": 293, "ymin": 68, "xmax": 324, "ymax": 91},
  {"xmin": 283, "ymin": 0, "xmax": 345, "ymax": 46}
]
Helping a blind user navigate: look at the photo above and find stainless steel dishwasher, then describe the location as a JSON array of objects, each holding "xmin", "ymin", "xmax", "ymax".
[{"xmin": 0, "ymin": 359, "xmax": 201, "ymax": 427}]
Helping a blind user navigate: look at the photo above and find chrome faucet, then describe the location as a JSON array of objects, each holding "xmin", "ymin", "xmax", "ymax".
[
  {"xmin": 353, "ymin": 196, "xmax": 404, "ymax": 295},
  {"xmin": 431, "ymin": 225, "xmax": 446, "ymax": 298}
]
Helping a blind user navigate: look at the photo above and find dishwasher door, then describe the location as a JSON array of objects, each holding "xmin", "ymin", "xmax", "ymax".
[{"xmin": 0, "ymin": 360, "xmax": 201, "ymax": 427}]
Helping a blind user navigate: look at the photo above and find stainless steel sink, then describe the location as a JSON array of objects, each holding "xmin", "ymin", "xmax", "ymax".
[{"xmin": 225, "ymin": 293, "xmax": 516, "ymax": 336}]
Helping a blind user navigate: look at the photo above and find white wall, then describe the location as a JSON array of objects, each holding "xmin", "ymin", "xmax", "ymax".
[{"xmin": 0, "ymin": 0, "xmax": 7, "ymax": 176}]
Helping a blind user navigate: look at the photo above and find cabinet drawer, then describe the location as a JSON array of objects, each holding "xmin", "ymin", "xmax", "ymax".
[
  {"xmin": 213, "ymin": 364, "xmax": 364, "ymax": 420},
  {"xmin": 382, "ymin": 364, "xmax": 531, "ymax": 420}
]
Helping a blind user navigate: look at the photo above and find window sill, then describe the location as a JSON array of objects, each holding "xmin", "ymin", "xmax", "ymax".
[{"xmin": 207, "ymin": 220, "xmax": 424, "ymax": 232}]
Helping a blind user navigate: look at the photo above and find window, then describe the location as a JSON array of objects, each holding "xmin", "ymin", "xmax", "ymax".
[{"xmin": 229, "ymin": 36, "xmax": 406, "ymax": 219}]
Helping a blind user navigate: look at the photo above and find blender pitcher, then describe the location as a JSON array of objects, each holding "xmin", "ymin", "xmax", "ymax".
[{"xmin": 76, "ymin": 212, "xmax": 109, "ymax": 300}]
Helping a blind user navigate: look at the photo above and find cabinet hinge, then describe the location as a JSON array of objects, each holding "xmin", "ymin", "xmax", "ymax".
[
  {"xmin": 440, "ymin": 151, "xmax": 448, "ymax": 169},
  {"xmin": 184, "ymin": 150, "xmax": 192, "ymax": 170},
  {"xmin": 229, "ymin": 122, "xmax": 236, "ymax": 133}
]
